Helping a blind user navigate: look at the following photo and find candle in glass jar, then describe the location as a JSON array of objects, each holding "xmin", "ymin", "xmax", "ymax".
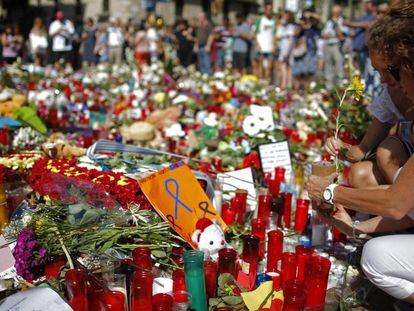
[
  {"xmin": 173, "ymin": 269, "xmax": 186, "ymax": 292},
  {"xmin": 204, "ymin": 260, "xmax": 218, "ymax": 299},
  {"xmin": 283, "ymin": 192, "xmax": 292, "ymax": 229},
  {"xmin": 274, "ymin": 167, "xmax": 285, "ymax": 183},
  {"xmin": 294, "ymin": 199, "xmax": 310, "ymax": 232},
  {"xmin": 221, "ymin": 203, "xmax": 236, "ymax": 226},
  {"xmin": 283, "ymin": 280, "xmax": 306, "ymax": 311},
  {"xmin": 281, "ymin": 252, "xmax": 297, "ymax": 287},
  {"xmin": 183, "ymin": 250, "xmax": 207, "ymax": 311},
  {"xmin": 218, "ymin": 248, "xmax": 238, "ymax": 277},
  {"xmin": 305, "ymin": 255, "xmax": 331, "ymax": 309},
  {"xmin": 65, "ymin": 268, "xmax": 89, "ymax": 311},
  {"xmin": 152, "ymin": 293, "xmax": 173, "ymax": 311},
  {"xmin": 266, "ymin": 230, "xmax": 283, "ymax": 272},
  {"xmin": 99, "ymin": 290, "xmax": 126, "ymax": 311},
  {"xmin": 130, "ymin": 270, "xmax": 153, "ymax": 311}
]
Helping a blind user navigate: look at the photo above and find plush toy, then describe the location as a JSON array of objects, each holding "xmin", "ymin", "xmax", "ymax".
[
  {"xmin": 120, "ymin": 121, "xmax": 156, "ymax": 143},
  {"xmin": 148, "ymin": 107, "xmax": 181, "ymax": 130},
  {"xmin": 191, "ymin": 218, "xmax": 228, "ymax": 261},
  {"xmin": 42, "ymin": 133, "xmax": 86, "ymax": 159}
]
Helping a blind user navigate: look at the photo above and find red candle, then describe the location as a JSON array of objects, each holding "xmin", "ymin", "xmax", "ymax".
[
  {"xmin": 257, "ymin": 194, "xmax": 272, "ymax": 221},
  {"xmin": 99, "ymin": 290, "xmax": 126, "ymax": 311},
  {"xmin": 204, "ymin": 260, "xmax": 218, "ymax": 299},
  {"xmin": 241, "ymin": 235, "xmax": 260, "ymax": 279},
  {"xmin": 283, "ymin": 193, "xmax": 292, "ymax": 229},
  {"xmin": 234, "ymin": 190, "xmax": 248, "ymax": 225},
  {"xmin": 171, "ymin": 246, "xmax": 185, "ymax": 267},
  {"xmin": 281, "ymin": 252, "xmax": 297, "ymax": 287},
  {"xmin": 266, "ymin": 230, "xmax": 283, "ymax": 272},
  {"xmin": 251, "ymin": 218, "xmax": 266, "ymax": 259},
  {"xmin": 294, "ymin": 199, "xmax": 310, "ymax": 232},
  {"xmin": 276, "ymin": 193, "xmax": 286, "ymax": 227},
  {"xmin": 295, "ymin": 245, "xmax": 314, "ymax": 282},
  {"xmin": 221, "ymin": 203, "xmax": 236, "ymax": 226},
  {"xmin": 130, "ymin": 270, "xmax": 153, "ymax": 311},
  {"xmin": 267, "ymin": 271, "xmax": 281, "ymax": 290},
  {"xmin": 65, "ymin": 268, "xmax": 89, "ymax": 311},
  {"xmin": 173, "ymin": 269, "xmax": 186, "ymax": 292},
  {"xmin": 305, "ymin": 255, "xmax": 331, "ymax": 309},
  {"xmin": 0, "ymin": 128, "xmax": 8, "ymax": 146},
  {"xmin": 275, "ymin": 167, "xmax": 286, "ymax": 183},
  {"xmin": 283, "ymin": 280, "xmax": 306, "ymax": 311},
  {"xmin": 268, "ymin": 178, "xmax": 281, "ymax": 197},
  {"xmin": 263, "ymin": 172, "xmax": 272, "ymax": 186},
  {"xmin": 218, "ymin": 248, "xmax": 237, "ymax": 277},
  {"xmin": 152, "ymin": 293, "xmax": 173, "ymax": 311},
  {"xmin": 132, "ymin": 247, "xmax": 152, "ymax": 270}
]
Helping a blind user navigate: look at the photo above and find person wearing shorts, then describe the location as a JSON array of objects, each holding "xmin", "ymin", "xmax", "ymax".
[{"xmin": 232, "ymin": 13, "xmax": 251, "ymax": 74}]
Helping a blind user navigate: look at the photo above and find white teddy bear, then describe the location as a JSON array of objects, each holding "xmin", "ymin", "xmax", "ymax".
[{"xmin": 191, "ymin": 218, "xmax": 227, "ymax": 261}]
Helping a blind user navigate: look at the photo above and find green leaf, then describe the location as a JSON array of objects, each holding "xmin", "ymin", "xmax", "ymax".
[
  {"xmin": 221, "ymin": 296, "xmax": 243, "ymax": 305},
  {"xmin": 151, "ymin": 249, "xmax": 167, "ymax": 258}
]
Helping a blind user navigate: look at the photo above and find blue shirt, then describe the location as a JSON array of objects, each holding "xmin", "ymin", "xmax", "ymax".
[
  {"xmin": 352, "ymin": 14, "xmax": 376, "ymax": 52},
  {"xmin": 233, "ymin": 23, "xmax": 251, "ymax": 53}
]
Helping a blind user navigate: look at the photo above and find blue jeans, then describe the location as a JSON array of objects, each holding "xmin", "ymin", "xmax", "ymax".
[{"xmin": 198, "ymin": 46, "xmax": 211, "ymax": 75}]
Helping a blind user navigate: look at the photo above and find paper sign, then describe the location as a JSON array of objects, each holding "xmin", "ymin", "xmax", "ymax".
[
  {"xmin": 258, "ymin": 141, "xmax": 293, "ymax": 182},
  {"xmin": 0, "ymin": 235, "xmax": 15, "ymax": 274},
  {"xmin": 0, "ymin": 287, "xmax": 72, "ymax": 310},
  {"xmin": 138, "ymin": 162, "xmax": 227, "ymax": 248},
  {"xmin": 217, "ymin": 168, "xmax": 257, "ymax": 211}
]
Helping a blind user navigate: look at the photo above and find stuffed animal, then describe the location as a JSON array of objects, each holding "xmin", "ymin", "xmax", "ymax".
[
  {"xmin": 191, "ymin": 218, "xmax": 228, "ymax": 261},
  {"xmin": 42, "ymin": 134, "xmax": 86, "ymax": 159},
  {"xmin": 148, "ymin": 107, "xmax": 181, "ymax": 129},
  {"xmin": 120, "ymin": 121, "xmax": 156, "ymax": 143}
]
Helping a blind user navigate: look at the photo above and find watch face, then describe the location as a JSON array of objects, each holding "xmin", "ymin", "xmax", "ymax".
[{"xmin": 323, "ymin": 189, "xmax": 332, "ymax": 201}]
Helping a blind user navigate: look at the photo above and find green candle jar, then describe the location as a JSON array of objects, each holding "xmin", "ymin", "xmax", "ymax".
[{"xmin": 183, "ymin": 250, "xmax": 207, "ymax": 311}]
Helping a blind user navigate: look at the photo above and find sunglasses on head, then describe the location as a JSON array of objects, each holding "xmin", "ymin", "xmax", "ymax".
[{"xmin": 386, "ymin": 65, "xmax": 400, "ymax": 82}]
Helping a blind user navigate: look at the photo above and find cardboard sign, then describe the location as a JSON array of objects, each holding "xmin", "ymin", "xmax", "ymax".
[
  {"xmin": 217, "ymin": 168, "xmax": 257, "ymax": 211},
  {"xmin": 258, "ymin": 141, "xmax": 293, "ymax": 182},
  {"xmin": 0, "ymin": 287, "xmax": 72, "ymax": 310},
  {"xmin": 138, "ymin": 162, "xmax": 227, "ymax": 248}
]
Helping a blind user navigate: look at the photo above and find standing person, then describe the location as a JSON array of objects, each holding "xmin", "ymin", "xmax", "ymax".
[
  {"xmin": 29, "ymin": 18, "xmax": 48, "ymax": 66},
  {"xmin": 134, "ymin": 21, "xmax": 149, "ymax": 66},
  {"xmin": 175, "ymin": 19, "xmax": 195, "ymax": 67},
  {"xmin": 292, "ymin": 12, "xmax": 320, "ymax": 91},
  {"xmin": 48, "ymin": 11, "xmax": 75, "ymax": 67},
  {"xmin": 95, "ymin": 24, "xmax": 109, "ymax": 64},
  {"xmin": 344, "ymin": 0, "xmax": 377, "ymax": 79},
  {"xmin": 232, "ymin": 13, "xmax": 251, "ymax": 75},
  {"xmin": 1, "ymin": 25, "xmax": 19, "ymax": 64},
  {"xmin": 254, "ymin": 2, "xmax": 277, "ymax": 81},
  {"xmin": 12, "ymin": 25, "xmax": 24, "ymax": 60},
  {"xmin": 247, "ymin": 14, "xmax": 259, "ymax": 76},
  {"xmin": 146, "ymin": 17, "xmax": 159, "ymax": 64},
  {"xmin": 81, "ymin": 18, "xmax": 97, "ymax": 67},
  {"xmin": 212, "ymin": 17, "xmax": 232, "ymax": 71},
  {"xmin": 276, "ymin": 11, "xmax": 296, "ymax": 90},
  {"xmin": 107, "ymin": 17, "xmax": 124, "ymax": 65},
  {"xmin": 194, "ymin": 11, "xmax": 213, "ymax": 75},
  {"xmin": 321, "ymin": 4, "xmax": 348, "ymax": 91}
]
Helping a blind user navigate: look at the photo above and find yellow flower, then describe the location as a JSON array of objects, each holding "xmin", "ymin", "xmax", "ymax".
[{"xmin": 349, "ymin": 76, "xmax": 364, "ymax": 101}]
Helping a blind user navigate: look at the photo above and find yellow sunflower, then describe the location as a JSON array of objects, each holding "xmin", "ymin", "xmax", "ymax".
[{"xmin": 349, "ymin": 76, "xmax": 364, "ymax": 101}]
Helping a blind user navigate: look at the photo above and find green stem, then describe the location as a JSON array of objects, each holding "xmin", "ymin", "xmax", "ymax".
[{"xmin": 335, "ymin": 89, "xmax": 349, "ymax": 172}]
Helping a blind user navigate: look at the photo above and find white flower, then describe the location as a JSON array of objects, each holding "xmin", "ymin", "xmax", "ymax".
[
  {"xmin": 204, "ymin": 113, "xmax": 218, "ymax": 127},
  {"xmin": 242, "ymin": 115, "xmax": 261, "ymax": 137},
  {"xmin": 165, "ymin": 123, "xmax": 185, "ymax": 138}
]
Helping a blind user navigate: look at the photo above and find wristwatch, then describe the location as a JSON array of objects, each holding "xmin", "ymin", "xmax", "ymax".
[{"xmin": 323, "ymin": 184, "xmax": 339, "ymax": 205}]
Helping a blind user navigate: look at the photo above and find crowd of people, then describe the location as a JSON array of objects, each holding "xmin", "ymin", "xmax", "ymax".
[{"xmin": 0, "ymin": 0, "xmax": 392, "ymax": 93}]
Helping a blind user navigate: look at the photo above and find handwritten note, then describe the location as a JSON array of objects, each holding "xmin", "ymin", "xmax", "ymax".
[
  {"xmin": 138, "ymin": 162, "xmax": 227, "ymax": 248},
  {"xmin": 258, "ymin": 141, "xmax": 293, "ymax": 182}
]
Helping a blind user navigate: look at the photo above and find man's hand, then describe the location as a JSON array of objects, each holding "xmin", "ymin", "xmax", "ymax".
[
  {"xmin": 305, "ymin": 173, "xmax": 338, "ymax": 206},
  {"xmin": 318, "ymin": 204, "xmax": 353, "ymax": 236}
]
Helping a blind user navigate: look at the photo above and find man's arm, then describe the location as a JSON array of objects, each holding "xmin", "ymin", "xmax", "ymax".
[{"xmin": 344, "ymin": 20, "xmax": 372, "ymax": 29}]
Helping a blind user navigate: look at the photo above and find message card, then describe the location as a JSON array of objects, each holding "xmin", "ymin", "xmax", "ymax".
[{"xmin": 258, "ymin": 141, "xmax": 293, "ymax": 182}]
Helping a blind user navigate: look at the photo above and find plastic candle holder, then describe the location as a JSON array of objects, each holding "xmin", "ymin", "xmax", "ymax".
[
  {"xmin": 257, "ymin": 193, "xmax": 272, "ymax": 220},
  {"xmin": 266, "ymin": 230, "xmax": 284, "ymax": 272},
  {"xmin": 218, "ymin": 248, "xmax": 238, "ymax": 277},
  {"xmin": 183, "ymin": 250, "xmax": 207, "ymax": 311},
  {"xmin": 281, "ymin": 252, "xmax": 297, "ymax": 287},
  {"xmin": 130, "ymin": 269, "xmax": 153, "ymax": 311},
  {"xmin": 305, "ymin": 255, "xmax": 331, "ymax": 309},
  {"xmin": 283, "ymin": 193, "xmax": 292, "ymax": 229},
  {"xmin": 221, "ymin": 202, "xmax": 236, "ymax": 226},
  {"xmin": 274, "ymin": 167, "xmax": 286, "ymax": 183},
  {"xmin": 241, "ymin": 235, "xmax": 260, "ymax": 278},
  {"xmin": 294, "ymin": 199, "xmax": 310, "ymax": 232},
  {"xmin": 295, "ymin": 245, "xmax": 314, "ymax": 282},
  {"xmin": 204, "ymin": 260, "xmax": 218, "ymax": 299},
  {"xmin": 283, "ymin": 280, "xmax": 306, "ymax": 311},
  {"xmin": 269, "ymin": 178, "xmax": 281, "ymax": 197},
  {"xmin": 173, "ymin": 269, "xmax": 186, "ymax": 292},
  {"xmin": 234, "ymin": 190, "xmax": 248, "ymax": 225},
  {"xmin": 251, "ymin": 218, "xmax": 266, "ymax": 259},
  {"xmin": 98, "ymin": 290, "xmax": 126, "ymax": 311},
  {"xmin": 65, "ymin": 268, "xmax": 89, "ymax": 311},
  {"xmin": 132, "ymin": 247, "xmax": 152, "ymax": 270},
  {"xmin": 152, "ymin": 293, "xmax": 173, "ymax": 311}
]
